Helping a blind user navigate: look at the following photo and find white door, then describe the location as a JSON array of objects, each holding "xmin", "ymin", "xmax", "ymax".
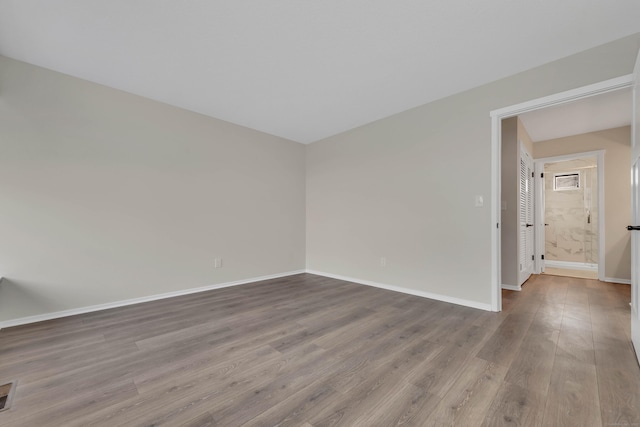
[
  {"xmin": 519, "ymin": 143, "xmax": 535, "ymax": 285},
  {"xmin": 631, "ymin": 48, "xmax": 640, "ymax": 363},
  {"xmin": 539, "ymin": 180, "xmax": 545, "ymax": 273}
]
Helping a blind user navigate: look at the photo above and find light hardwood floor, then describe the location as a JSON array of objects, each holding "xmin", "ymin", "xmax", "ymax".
[
  {"xmin": 0, "ymin": 273, "xmax": 638, "ymax": 426},
  {"xmin": 542, "ymin": 267, "xmax": 599, "ymax": 280}
]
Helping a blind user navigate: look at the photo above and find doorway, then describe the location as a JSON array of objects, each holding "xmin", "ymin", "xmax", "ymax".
[
  {"xmin": 538, "ymin": 155, "xmax": 601, "ymax": 280},
  {"xmin": 490, "ymin": 74, "xmax": 634, "ymax": 312}
]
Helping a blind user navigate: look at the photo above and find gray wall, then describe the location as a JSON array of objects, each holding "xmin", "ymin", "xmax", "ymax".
[
  {"xmin": 306, "ymin": 34, "xmax": 640, "ymax": 306},
  {"xmin": 501, "ymin": 117, "xmax": 518, "ymax": 288},
  {"xmin": 1, "ymin": 33, "xmax": 638, "ymax": 323},
  {"xmin": 0, "ymin": 56, "xmax": 306, "ymax": 322}
]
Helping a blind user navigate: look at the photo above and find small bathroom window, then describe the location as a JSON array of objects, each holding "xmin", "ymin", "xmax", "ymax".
[{"xmin": 554, "ymin": 172, "xmax": 580, "ymax": 191}]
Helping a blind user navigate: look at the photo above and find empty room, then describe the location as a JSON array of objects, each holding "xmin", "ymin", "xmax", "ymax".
[{"xmin": 1, "ymin": 2, "xmax": 640, "ymax": 426}]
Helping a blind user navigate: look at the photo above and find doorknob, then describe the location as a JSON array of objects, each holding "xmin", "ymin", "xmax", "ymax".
[
  {"xmin": 544, "ymin": 223, "xmax": 549, "ymax": 226},
  {"xmin": 526, "ymin": 224, "xmax": 534, "ymax": 227},
  {"xmin": 627, "ymin": 225, "xmax": 640, "ymax": 231}
]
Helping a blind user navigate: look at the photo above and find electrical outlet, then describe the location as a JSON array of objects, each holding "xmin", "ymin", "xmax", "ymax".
[
  {"xmin": 214, "ymin": 258, "xmax": 222, "ymax": 268},
  {"xmin": 380, "ymin": 257, "xmax": 386, "ymax": 267}
]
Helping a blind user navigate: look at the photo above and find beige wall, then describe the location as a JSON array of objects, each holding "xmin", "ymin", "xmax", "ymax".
[
  {"xmin": 0, "ymin": 56, "xmax": 306, "ymax": 323},
  {"xmin": 307, "ymin": 34, "xmax": 640, "ymax": 306},
  {"xmin": 518, "ymin": 117, "xmax": 534, "ymax": 157},
  {"xmin": 534, "ymin": 126, "xmax": 631, "ymax": 281}
]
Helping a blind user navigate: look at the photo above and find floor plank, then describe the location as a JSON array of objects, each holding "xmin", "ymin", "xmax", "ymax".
[
  {"xmin": 594, "ymin": 338, "xmax": 640, "ymax": 426},
  {"xmin": 481, "ymin": 382, "xmax": 546, "ymax": 427},
  {"xmin": 542, "ymin": 355, "xmax": 602, "ymax": 427},
  {"xmin": 476, "ymin": 312, "xmax": 536, "ymax": 367},
  {"xmin": 503, "ymin": 324, "xmax": 559, "ymax": 396},
  {"xmin": 421, "ymin": 357, "xmax": 508, "ymax": 426}
]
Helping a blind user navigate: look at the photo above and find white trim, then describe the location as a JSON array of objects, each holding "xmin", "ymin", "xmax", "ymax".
[
  {"xmin": 491, "ymin": 114, "xmax": 501, "ymax": 312},
  {"xmin": 306, "ymin": 270, "xmax": 492, "ymax": 311},
  {"xmin": 544, "ymin": 260, "xmax": 598, "ymax": 271},
  {"xmin": 604, "ymin": 277, "xmax": 632, "ymax": 285},
  {"xmin": 534, "ymin": 150, "xmax": 606, "ymax": 163},
  {"xmin": 534, "ymin": 160, "xmax": 546, "ymax": 274},
  {"xmin": 490, "ymin": 74, "xmax": 633, "ymax": 312},
  {"xmin": 490, "ymin": 75, "xmax": 634, "ymax": 118},
  {"xmin": 0, "ymin": 270, "xmax": 306, "ymax": 329},
  {"xmin": 631, "ymin": 46, "xmax": 640, "ymax": 365},
  {"xmin": 502, "ymin": 284, "xmax": 522, "ymax": 291},
  {"xmin": 533, "ymin": 150, "xmax": 605, "ymax": 281}
]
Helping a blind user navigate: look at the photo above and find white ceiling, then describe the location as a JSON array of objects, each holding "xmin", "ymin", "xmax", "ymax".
[
  {"xmin": 1, "ymin": 1, "xmax": 639, "ymax": 144},
  {"xmin": 519, "ymin": 88, "xmax": 632, "ymax": 142}
]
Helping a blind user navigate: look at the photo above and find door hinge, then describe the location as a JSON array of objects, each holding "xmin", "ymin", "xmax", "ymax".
[
  {"xmin": 532, "ymin": 255, "xmax": 535, "ymax": 261},
  {"xmin": 540, "ymin": 173, "xmax": 544, "ymax": 178},
  {"xmin": 497, "ymin": 223, "xmax": 499, "ymax": 229},
  {"xmin": 532, "ymin": 172, "xmax": 534, "ymax": 178},
  {"xmin": 541, "ymin": 254, "xmax": 545, "ymax": 260}
]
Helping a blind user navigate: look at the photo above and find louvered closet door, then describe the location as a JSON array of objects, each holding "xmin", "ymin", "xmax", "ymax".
[{"xmin": 519, "ymin": 145, "xmax": 535, "ymax": 285}]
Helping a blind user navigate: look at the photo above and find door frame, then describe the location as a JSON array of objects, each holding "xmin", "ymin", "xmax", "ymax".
[
  {"xmin": 630, "ymin": 48, "xmax": 640, "ymax": 363},
  {"xmin": 533, "ymin": 150, "xmax": 605, "ymax": 281},
  {"xmin": 490, "ymin": 74, "xmax": 633, "ymax": 312}
]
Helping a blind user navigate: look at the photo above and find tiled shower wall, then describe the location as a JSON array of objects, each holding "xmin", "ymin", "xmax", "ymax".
[{"xmin": 544, "ymin": 157, "xmax": 598, "ymax": 264}]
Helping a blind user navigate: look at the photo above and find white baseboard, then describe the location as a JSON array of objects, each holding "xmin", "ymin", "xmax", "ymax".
[
  {"xmin": 604, "ymin": 277, "xmax": 631, "ymax": 285},
  {"xmin": 0, "ymin": 270, "xmax": 306, "ymax": 329},
  {"xmin": 502, "ymin": 284, "xmax": 521, "ymax": 291},
  {"xmin": 544, "ymin": 260, "xmax": 597, "ymax": 271},
  {"xmin": 306, "ymin": 270, "xmax": 492, "ymax": 311}
]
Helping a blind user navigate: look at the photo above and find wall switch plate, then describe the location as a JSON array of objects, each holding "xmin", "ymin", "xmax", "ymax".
[
  {"xmin": 380, "ymin": 257, "xmax": 386, "ymax": 267},
  {"xmin": 475, "ymin": 195, "xmax": 484, "ymax": 207},
  {"xmin": 214, "ymin": 258, "xmax": 222, "ymax": 268}
]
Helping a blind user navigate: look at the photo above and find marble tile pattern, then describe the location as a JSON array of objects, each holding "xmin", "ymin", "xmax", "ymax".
[{"xmin": 544, "ymin": 158, "xmax": 598, "ymax": 264}]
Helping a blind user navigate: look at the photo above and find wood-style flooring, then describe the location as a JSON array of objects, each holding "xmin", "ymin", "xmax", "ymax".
[
  {"xmin": 542, "ymin": 267, "xmax": 599, "ymax": 280},
  {"xmin": 0, "ymin": 273, "xmax": 638, "ymax": 426}
]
